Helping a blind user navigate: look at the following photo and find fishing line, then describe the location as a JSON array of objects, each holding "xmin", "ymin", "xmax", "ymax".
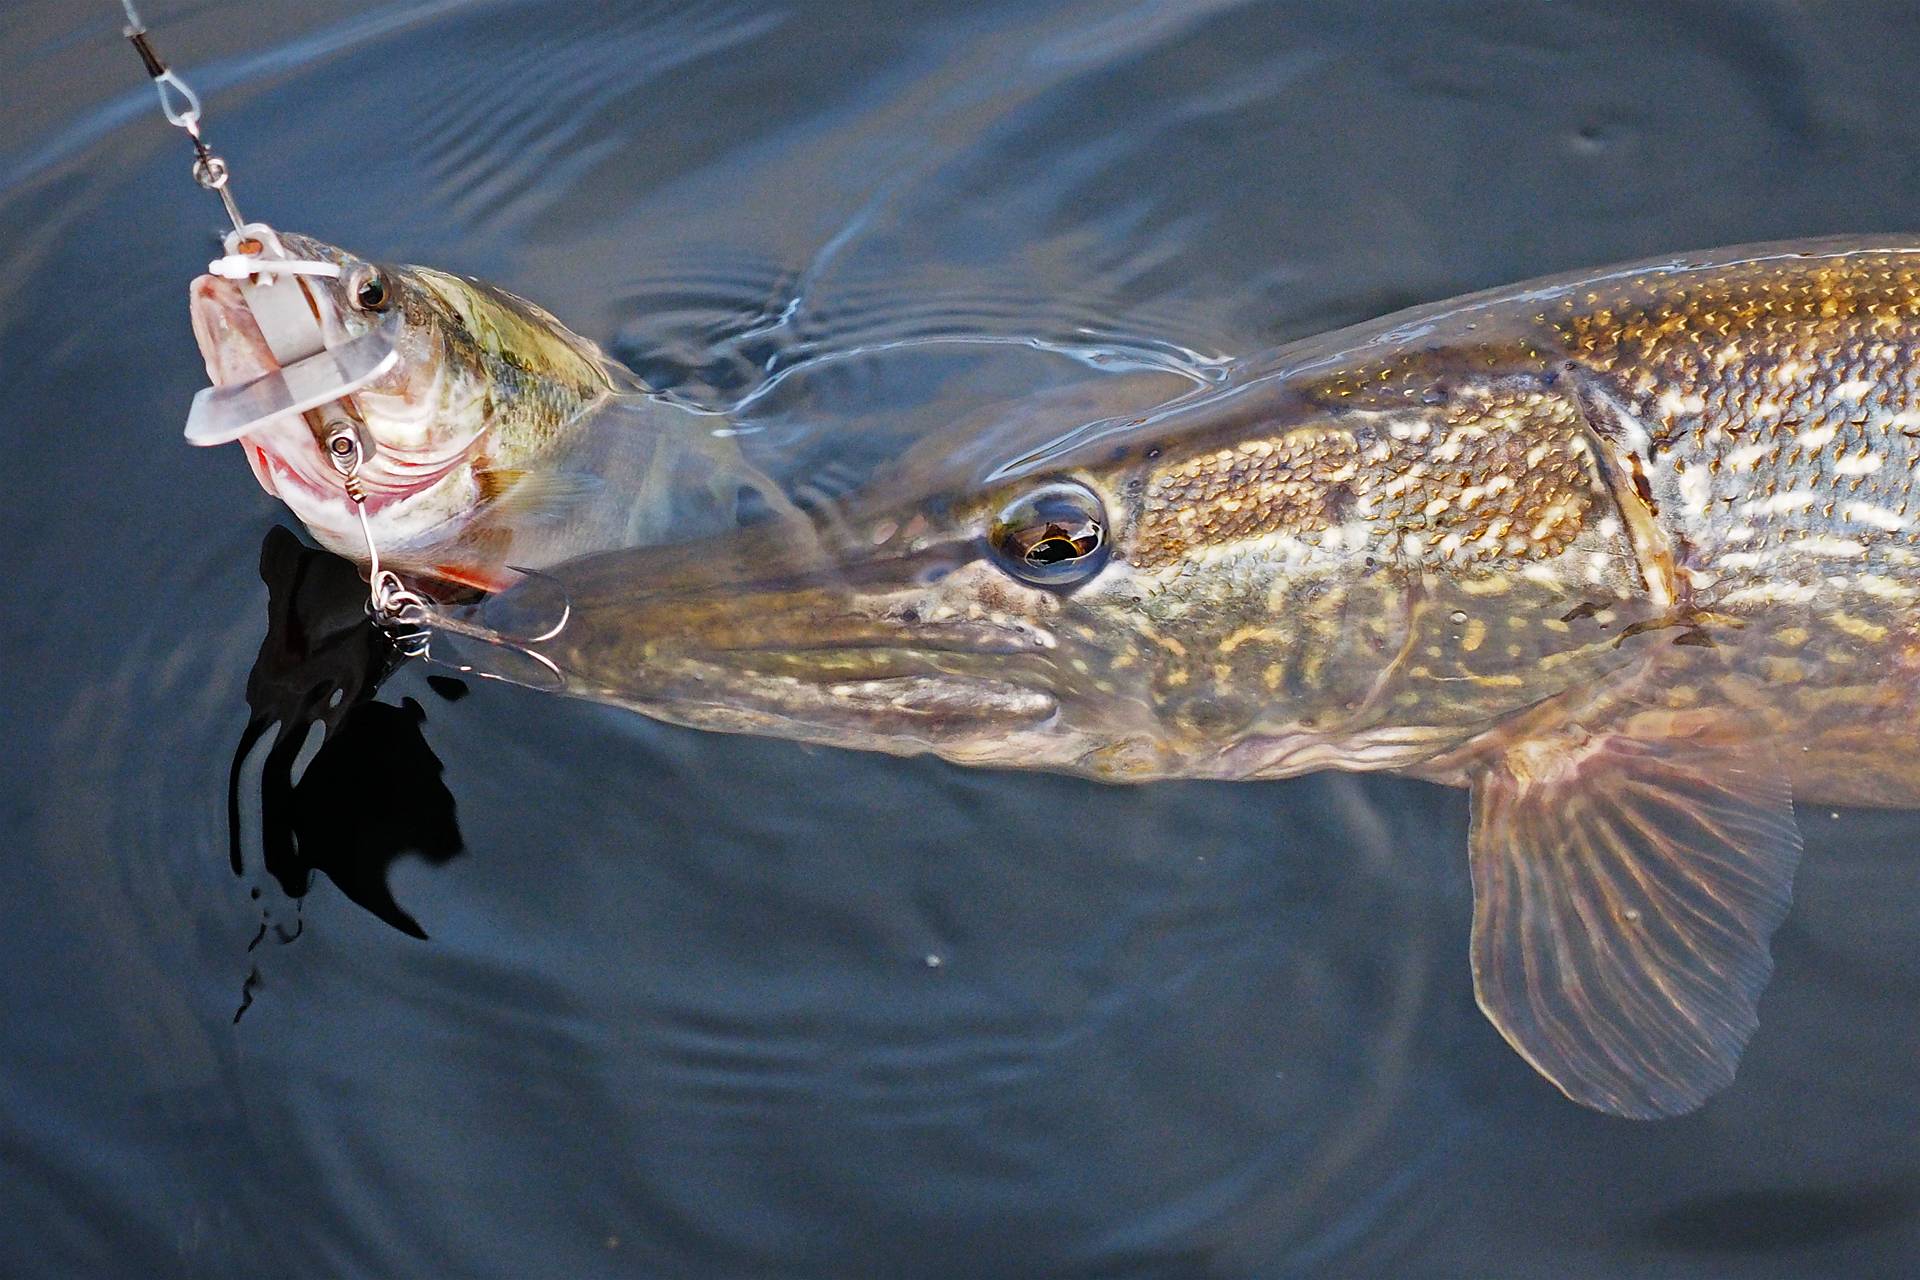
[{"xmin": 119, "ymin": 0, "xmax": 245, "ymax": 232}]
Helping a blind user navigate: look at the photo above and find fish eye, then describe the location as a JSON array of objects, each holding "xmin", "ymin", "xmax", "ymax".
[
  {"xmin": 989, "ymin": 481, "xmax": 1111, "ymax": 587},
  {"xmin": 347, "ymin": 265, "xmax": 391, "ymax": 313}
]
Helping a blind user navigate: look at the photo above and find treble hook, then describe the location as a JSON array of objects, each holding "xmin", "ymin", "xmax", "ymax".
[
  {"xmin": 320, "ymin": 419, "xmax": 572, "ymax": 690},
  {"xmin": 384, "ymin": 567, "xmax": 575, "ymax": 693}
]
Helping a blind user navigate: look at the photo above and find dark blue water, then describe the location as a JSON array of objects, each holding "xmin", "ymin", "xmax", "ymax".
[{"xmin": 6, "ymin": 1, "xmax": 1920, "ymax": 1274}]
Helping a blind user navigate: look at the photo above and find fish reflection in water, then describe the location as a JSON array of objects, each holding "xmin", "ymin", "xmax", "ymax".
[{"xmin": 229, "ymin": 527, "xmax": 464, "ymax": 954}]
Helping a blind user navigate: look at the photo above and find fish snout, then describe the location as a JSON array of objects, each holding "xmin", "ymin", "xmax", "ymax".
[{"xmin": 479, "ymin": 549, "xmax": 1065, "ymax": 743}]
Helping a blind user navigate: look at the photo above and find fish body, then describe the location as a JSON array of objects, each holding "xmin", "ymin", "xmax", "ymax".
[
  {"xmin": 461, "ymin": 237, "xmax": 1920, "ymax": 1118},
  {"xmin": 515, "ymin": 238, "xmax": 1920, "ymax": 780}
]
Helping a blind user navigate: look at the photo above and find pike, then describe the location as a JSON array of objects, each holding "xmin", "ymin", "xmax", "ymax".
[{"xmin": 198, "ymin": 235, "xmax": 1920, "ymax": 1117}]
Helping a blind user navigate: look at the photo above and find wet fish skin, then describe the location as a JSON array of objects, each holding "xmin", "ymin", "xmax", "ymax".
[{"xmin": 482, "ymin": 238, "xmax": 1920, "ymax": 1118}]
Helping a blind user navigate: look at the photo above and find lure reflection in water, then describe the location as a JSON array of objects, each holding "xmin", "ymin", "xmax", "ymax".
[{"xmin": 196, "ymin": 233, "xmax": 1920, "ymax": 1119}]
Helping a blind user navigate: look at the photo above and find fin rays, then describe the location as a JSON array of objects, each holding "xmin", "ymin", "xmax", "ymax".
[{"xmin": 1469, "ymin": 733, "xmax": 1802, "ymax": 1119}]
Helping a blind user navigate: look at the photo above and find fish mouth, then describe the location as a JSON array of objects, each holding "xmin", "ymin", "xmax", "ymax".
[
  {"xmin": 695, "ymin": 620, "xmax": 1060, "ymax": 736},
  {"xmin": 190, "ymin": 274, "xmax": 278, "ymax": 385},
  {"xmin": 190, "ymin": 274, "xmax": 329, "ymax": 501},
  {"xmin": 189, "ymin": 274, "xmax": 474, "ymax": 534},
  {"xmin": 478, "ymin": 550, "xmax": 1064, "ymax": 743}
]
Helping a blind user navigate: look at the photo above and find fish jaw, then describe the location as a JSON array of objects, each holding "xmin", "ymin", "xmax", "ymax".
[
  {"xmin": 586, "ymin": 579, "xmax": 1066, "ymax": 748},
  {"xmin": 190, "ymin": 272, "xmax": 322, "ymax": 505},
  {"xmin": 187, "ymin": 272, "xmax": 492, "ymax": 571},
  {"xmin": 467, "ymin": 525, "xmax": 1149, "ymax": 761}
]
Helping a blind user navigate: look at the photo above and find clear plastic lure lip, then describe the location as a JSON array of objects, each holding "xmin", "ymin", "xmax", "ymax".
[
  {"xmin": 183, "ymin": 221, "xmax": 402, "ymax": 446},
  {"xmin": 183, "ymin": 314, "xmax": 401, "ymax": 446}
]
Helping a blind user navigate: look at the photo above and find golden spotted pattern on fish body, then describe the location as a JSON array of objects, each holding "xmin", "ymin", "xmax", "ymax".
[
  {"xmin": 1114, "ymin": 248, "xmax": 1920, "ymax": 776},
  {"xmin": 298, "ymin": 237, "xmax": 1920, "ymax": 1122},
  {"xmin": 1134, "ymin": 386, "xmax": 1601, "ymax": 571}
]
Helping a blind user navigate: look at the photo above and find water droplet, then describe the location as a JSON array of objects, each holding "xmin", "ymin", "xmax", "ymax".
[{"xmin": 1449, "ymin": 610, "xmax": 1468, "ymax": 625}]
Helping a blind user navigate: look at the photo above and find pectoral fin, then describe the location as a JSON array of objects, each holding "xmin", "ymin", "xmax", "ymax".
[
  {"xmin": 482, "ymin": 469, "xmax": 608, "ymax": 525},
  {"xmin": 1467, "ymin": 731, "xmax": 1802, "ymax": 1119}
]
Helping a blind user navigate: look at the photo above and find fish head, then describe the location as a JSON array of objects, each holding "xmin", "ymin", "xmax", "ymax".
[
  {"xmin": 497, "ymin": 461, "xmax": 1174, "ymax": 775},
  {"xmin": 488, "ymin": 445, "xmax": 1390, "ymax": 778},
  {"xmin": 502, "ymin": 363, "xmax": 1664, "ymax": 778},
  {"xmin": 189, "ymin": 231, "xmax": 610, "ymax": 584}
]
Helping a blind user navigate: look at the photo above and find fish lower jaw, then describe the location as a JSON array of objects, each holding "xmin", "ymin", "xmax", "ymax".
[
  {"xmin": 736, "ymin": 673, "xmax": 1055, "ymax": 736},
  {"xmin": 603, "ymin": 659, "xmax": 1060, "ymax": 749},
  {"xmin": 267, "ymin": 452, "xmax": 480, "ymax": 564}
]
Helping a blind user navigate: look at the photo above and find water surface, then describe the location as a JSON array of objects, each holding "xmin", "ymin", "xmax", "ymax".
[{"xmin": 5, "ymin": 1, "xmax": 1920, "ymax": 1275}]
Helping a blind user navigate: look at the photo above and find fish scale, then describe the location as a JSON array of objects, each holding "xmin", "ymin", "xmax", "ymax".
[{"xmin": 1566, "ymin": 264, "xmax": 1920, "ymax": 493}]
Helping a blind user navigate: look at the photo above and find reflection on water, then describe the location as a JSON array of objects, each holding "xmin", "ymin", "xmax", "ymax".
[
  {"xmin": 229, "ymin": 528, "xmax": 463, "ymax": 947},
  {"xmin": 6, "ymin": 0, "xmax": 1920, "ymax": 1274},
  {"xmin": 1642, "ymin": 1182, "xmax": 1920, "ymax": 1256}
]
